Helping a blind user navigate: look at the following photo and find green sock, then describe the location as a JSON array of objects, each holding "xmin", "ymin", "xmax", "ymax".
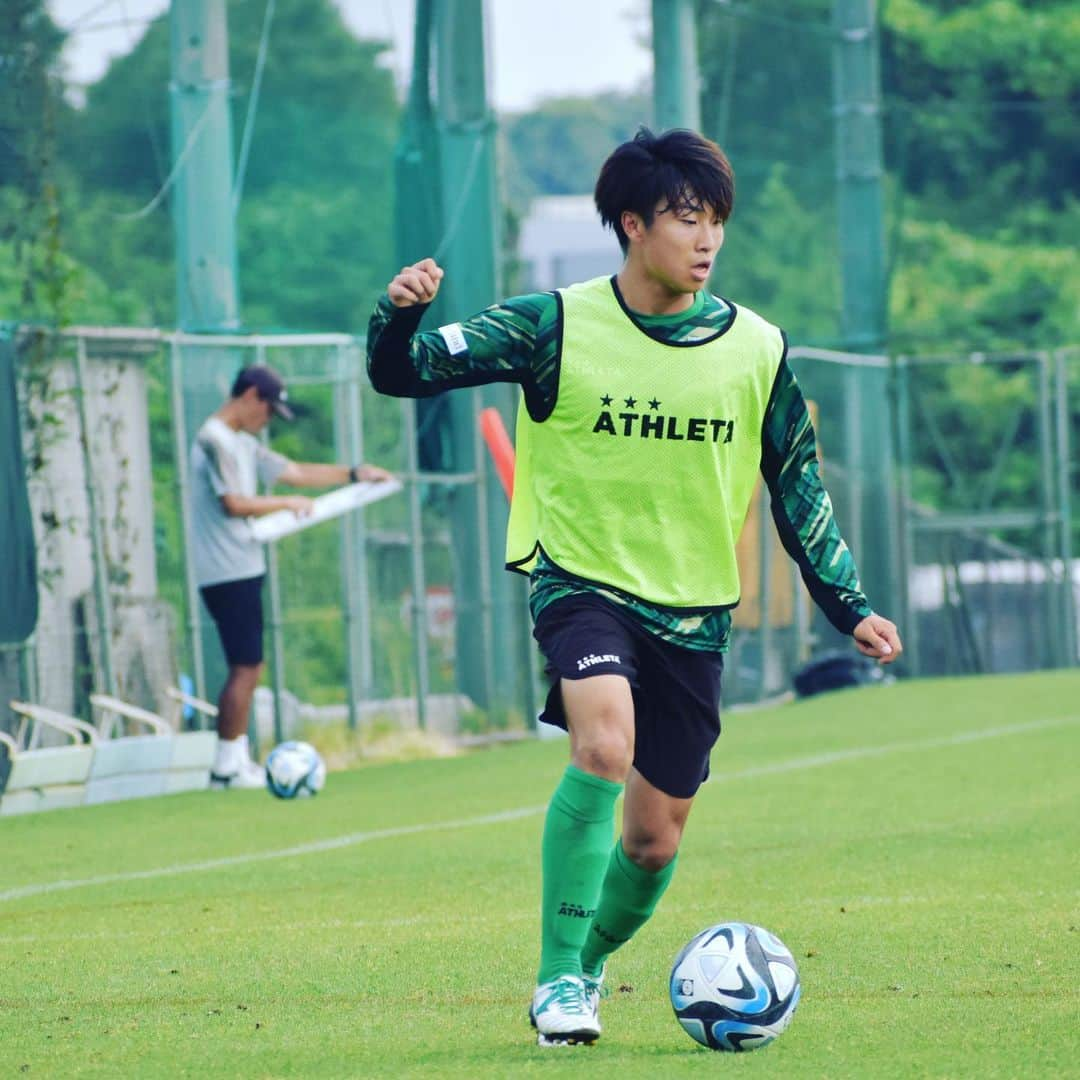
[
  {"xmin": 580, "ymin": 839, "xmax": 677, "ymax": 977},
  {"xmin": 537, "ymin": 765, "xmax": 623, "ymax": 983}
]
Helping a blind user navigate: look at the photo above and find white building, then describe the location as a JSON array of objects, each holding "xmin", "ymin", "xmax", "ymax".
[{"xmin": 518, "ymin": 195, "xmax": 622, "ymax": 291}]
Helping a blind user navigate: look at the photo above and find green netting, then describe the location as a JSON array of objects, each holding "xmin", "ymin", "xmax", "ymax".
[{"xmin": 0, "ymin": 332, "xmax": 38, "ymax": 645}]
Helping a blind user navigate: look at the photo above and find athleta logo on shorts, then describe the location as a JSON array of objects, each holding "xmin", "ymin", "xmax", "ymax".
[{"xmin": 576, "ymin": 652, "xmax": 621, "ymax": 671}]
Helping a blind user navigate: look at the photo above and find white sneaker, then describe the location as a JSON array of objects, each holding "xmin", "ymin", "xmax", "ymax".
[
  {"xmin": 210, "ymin": 757, "xmax": 266, "ymax": 790},
  {"xmin": 529, "ymin": 976, "xmax": 600, "ymax": 1046}
]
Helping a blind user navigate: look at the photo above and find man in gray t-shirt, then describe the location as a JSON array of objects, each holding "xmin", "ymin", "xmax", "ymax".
[
  {"xmin": 191, "ymin": 364, "xmax": 393, "ymax": 788},
  {"xmin": 191, "ymin": 414, "xmax": 290, "ymax": 589}
]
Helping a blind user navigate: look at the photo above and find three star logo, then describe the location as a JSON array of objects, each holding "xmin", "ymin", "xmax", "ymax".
[{"xmin": 591, "ymin": 394, "xmax": 735, "ymax": 444}]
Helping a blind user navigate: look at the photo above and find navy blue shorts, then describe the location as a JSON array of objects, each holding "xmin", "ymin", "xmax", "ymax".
[
  {"xmin": 200, "ymin": 574, "xmax": 265, "ymax": 667},
  {"xmin": 533, "ymin": 594, "xmax": 724, "ymax": 799}
]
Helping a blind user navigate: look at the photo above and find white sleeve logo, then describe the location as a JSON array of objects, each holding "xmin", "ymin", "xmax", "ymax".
[{"xmin": 438, "ymin": 323, "xmax": 468, "ymax": 356}]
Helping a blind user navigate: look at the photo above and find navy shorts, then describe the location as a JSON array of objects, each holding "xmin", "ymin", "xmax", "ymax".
[
  {"xmin": 533, "ymin": 594, "xmax": 724, "ymax": 799},
  {"xmin": 200, "ymin": 574, "xmax": 266, "ymax": 667}
]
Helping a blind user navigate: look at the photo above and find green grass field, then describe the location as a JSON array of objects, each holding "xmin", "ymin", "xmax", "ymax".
[{"xmin": 2, "ymin": 670, "xmax": 1078, "ymax": 1079}]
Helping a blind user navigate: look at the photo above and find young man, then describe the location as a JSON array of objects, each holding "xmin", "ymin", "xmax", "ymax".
[
  {"xmin": 366, "ymin": 127, "xmax": 901, "ymax": 1045},
  {"xmin": 190, "ymin": 364, "xmax": 393, "ymax": 788}
]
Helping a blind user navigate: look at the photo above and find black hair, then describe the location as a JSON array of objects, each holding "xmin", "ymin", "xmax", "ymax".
[{"xmin": 594, "ymin": 127, "xmax": 735, "ymax": 252}]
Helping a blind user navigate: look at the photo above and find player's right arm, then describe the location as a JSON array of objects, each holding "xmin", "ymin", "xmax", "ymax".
[
  {"xmin": 387, "ymin": 257, "xmax": 444, "ymax": 308},
  {"xmin": 220, "ymin": 492, "xmax": 314, "ymax": 519},
  {"xmin": 367, "ymin": 257, "xmax": 555, "ymax": 412}
]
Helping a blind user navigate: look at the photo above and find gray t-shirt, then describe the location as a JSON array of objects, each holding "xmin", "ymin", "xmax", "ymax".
[{"xmin": 190, "ymin": 415, "xmax": 290, "ymax": 587}]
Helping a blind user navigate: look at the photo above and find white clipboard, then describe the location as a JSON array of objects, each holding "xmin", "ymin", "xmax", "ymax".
[{"xmin": 251, "ymin": 479, "xmax": 403, "ymax": 543}]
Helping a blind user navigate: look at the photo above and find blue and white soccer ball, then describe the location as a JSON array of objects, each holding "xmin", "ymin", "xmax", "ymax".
[
  {"xmin": 670, "ymin": 921, "xmax": 801, "ymax": 1052},
  {"xmin": 265, "ymin": 740, "xmax": 326, "ymax": 800}
]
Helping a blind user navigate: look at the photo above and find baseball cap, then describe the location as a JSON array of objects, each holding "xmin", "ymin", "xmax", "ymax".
[{"xmin": 231, "ymin": 364, "xmax": 295, "ymax": 420}]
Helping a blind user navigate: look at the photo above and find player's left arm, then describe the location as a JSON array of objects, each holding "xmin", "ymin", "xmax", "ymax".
[
  {"xmin": 276, "ymin": 461, "xmax": 394, "ymax": 488},
  {"xmin": 760, "ymin": 356, "xmax": 902, "ymax": 664}
]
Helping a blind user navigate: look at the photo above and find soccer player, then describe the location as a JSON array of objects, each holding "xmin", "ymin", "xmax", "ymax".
[
  {"xmin": 190, "ymin": 364, "xmax": 393, "ymax": 788},
  {"xmin": 366, "ymin": 127, "xmax": 902, "ymax": 1045}
]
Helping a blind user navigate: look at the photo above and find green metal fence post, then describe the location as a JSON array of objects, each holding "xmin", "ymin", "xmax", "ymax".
[
  {"xmin": 894, "ymin": 356, "xmax": 918, "ymax": 673},
  {"xmin": 169, "ymin": 0, "xmax": 242, "ymax": 736},
  {"xmin": 1054, "ymin": 350, "xmax": 1077, "ymax": 666},
  {"xmin": 168, "ymin": 335, "xmax": 206, "ymax": 704},
  {"xmin": 170, "ymin": 0, "xmax": 240, "ymax": 335},
  {"xmin": 832, "ymin": 0, "xmax": 901, "ymax": 627},
  {"xmin": 1036, "ymin": 351, "xmax": 1064, "ymax": 667},
  {"xmin": 404, "ymin": 399, "xmax": 431, "ymax": 731},
  {"xmin": 652, "ymin": 0, "xmax": 701, "ymax": 131},
  {"xmin": 334, "ymin": 343, "xmax": 371, "ymax": 731},
  {"xmin": 431, "ymin": 0, "xmax": 505, "ymax": 721}
]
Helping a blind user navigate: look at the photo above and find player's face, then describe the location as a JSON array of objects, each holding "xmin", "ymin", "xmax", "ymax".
[
  {"xmin": 634, "ymin": 197, "xmax": 725, "ymax": 295},
  {"xmin": 240, "ymin": 390, "xmax": 273, "ymax": 434}
]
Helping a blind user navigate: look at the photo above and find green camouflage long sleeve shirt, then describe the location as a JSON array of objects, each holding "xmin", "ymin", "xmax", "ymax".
[{"xmin": 367, "ymin": 282, "xmax": 872, "ymax": 653}]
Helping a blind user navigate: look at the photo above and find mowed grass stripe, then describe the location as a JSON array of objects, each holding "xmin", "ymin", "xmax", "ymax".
[{"xmin": 2, "ymin": 709, "xmax": 1074, "ymax": 905}]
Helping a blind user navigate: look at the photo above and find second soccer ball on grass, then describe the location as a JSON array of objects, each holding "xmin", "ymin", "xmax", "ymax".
[{"xmin": 265, "ymin": 740, "xmax": 326, "ymax": 800}]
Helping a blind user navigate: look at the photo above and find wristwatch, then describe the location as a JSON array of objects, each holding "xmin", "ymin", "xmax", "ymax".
[{"xmin": 349, "ymin": 465, "xmax": 361, "ymax": 483}]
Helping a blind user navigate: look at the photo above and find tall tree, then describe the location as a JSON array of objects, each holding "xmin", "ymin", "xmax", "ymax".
[
  {"xmin": 882, "ymin": 0, "xmax": 1080, "ymax": 227},
  {"xmin": 58, "ymin": 0, "xmax": 400, "ymax": 331},
  {"xmin": 691, "ymin": 0, "xmax": 1079, "ymax": 350},
  {"xmin": 501, "ymin": 92, "xmax": 651, "ymax": 205},
  {"xmin": 0, "ymin": 2, "xmax": 70, "ymax": 322}
]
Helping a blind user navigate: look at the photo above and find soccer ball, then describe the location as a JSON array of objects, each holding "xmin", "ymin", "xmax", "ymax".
[
  {"xmin": 669, "ymin": 921, "xmax": 800, "ymax": 1052},
  {"xmin": 265, "ymin": 741, "xmax": 326, "ymax": 800}
]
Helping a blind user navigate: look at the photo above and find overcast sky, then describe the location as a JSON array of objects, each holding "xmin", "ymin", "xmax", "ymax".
[{"xmin": 47, "ymin": 0, "xmax": 654, "ymax": 112}]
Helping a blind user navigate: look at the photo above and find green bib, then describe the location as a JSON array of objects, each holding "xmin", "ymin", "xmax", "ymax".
[{"xmin": 506, "ymin": 276, "xmax": 784, "ymax": 609}]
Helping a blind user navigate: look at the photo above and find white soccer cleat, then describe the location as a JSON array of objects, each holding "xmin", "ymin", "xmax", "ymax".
[
  {"xmin": 529, "ymin": 976, "xmax": 601, "ymax": 1046},
  {"xmin": 210, "ymin": 757, "xmax": 266, "ymax": 790},
  {"xmin": 581, "ymin": 966, "xmax": 607, "ymax": 1024}
]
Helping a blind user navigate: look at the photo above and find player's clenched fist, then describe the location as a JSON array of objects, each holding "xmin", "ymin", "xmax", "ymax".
[{"xmin": 388, "ymin": 258, "xmax": 444, "ymax": 307}]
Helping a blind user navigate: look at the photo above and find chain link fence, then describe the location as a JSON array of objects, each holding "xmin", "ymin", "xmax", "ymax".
[
  {"xmin": 2, "ymin": 329, "xmax": 1077, "ymax": 745},
  {"xmin": 895, "ymin": 347, "xmax": 1077, "ymax": 676}
]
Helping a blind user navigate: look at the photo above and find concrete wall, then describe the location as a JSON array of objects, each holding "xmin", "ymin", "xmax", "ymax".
[{"xmin": 20, "ymin": 331, "xmax": 176, "ymax": 724}]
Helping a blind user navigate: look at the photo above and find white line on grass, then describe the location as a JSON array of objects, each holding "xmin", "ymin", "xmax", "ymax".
[
  {"xmin": 2, "ymin": 713, "xmax": 1075, "ymax": 904},
  {"xmin": 0, "ymin": 805, "xmax": 545, "ymax": 903},
  {"xmin": 707, "ymin": 714, "xmax": 1078, "ymax": 784}
]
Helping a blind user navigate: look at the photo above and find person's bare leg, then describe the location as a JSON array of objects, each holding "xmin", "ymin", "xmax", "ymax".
[
  {"xmin": 216, "ymin": 662, "xmax": 263, "ymax": 740},
  {"xmin": 621, "ymin": 767, "xmax": 694, "ymax": 871},
  {"xmin": 211, "ymin": 663, "xmax": 265, "ymax": 785},
  {"xmin": 562, "ymin": 673, "xmax": 635, "ymax": 781}
]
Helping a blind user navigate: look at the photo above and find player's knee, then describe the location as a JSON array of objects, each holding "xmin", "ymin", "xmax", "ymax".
[
  {"xmin": 572, "ymin": 727, "xmax": 633, "ymax": 781},
  {"xmin": 623, "ymin": 834, "xmax": 679, "ymax": 874}
]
